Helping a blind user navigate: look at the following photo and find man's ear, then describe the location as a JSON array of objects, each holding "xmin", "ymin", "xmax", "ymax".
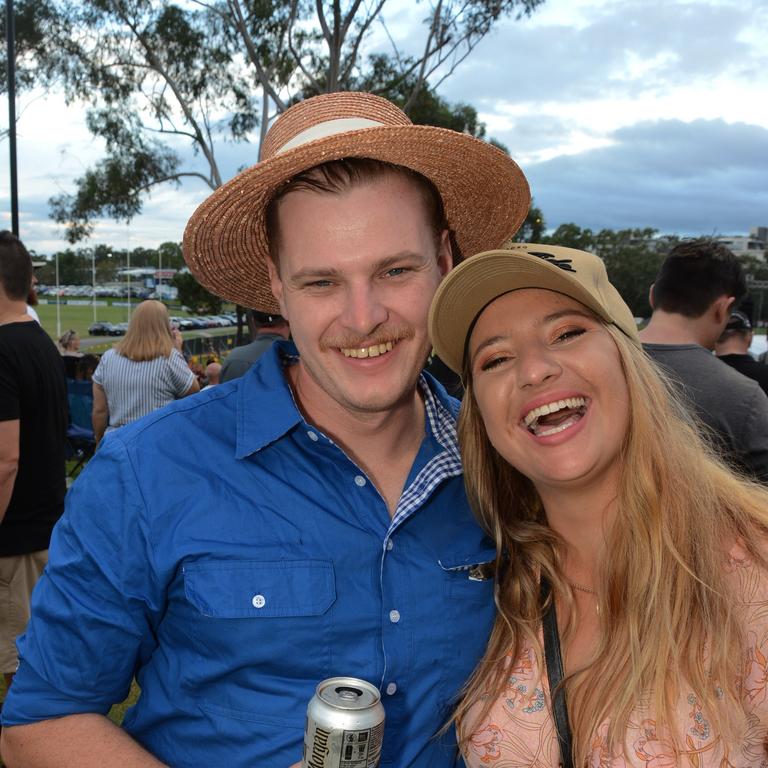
[
  {"xmin": 266, "ymin": 257, "xmax": 288, "ymax": 320},
  {"xmin": 648, "ymin": 283, "xmax": 656, "ymax": 310},
  {"xmin": 436, "ymin": 229, "xmax": 453, "ymax": 278},
  {"xmin": 712, "ymin": 295, "xmax": 736, "ymax": 326}
]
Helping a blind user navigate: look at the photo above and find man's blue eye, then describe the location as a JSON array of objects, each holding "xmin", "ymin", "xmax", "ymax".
[{"xmin": 387, "ymin": 267, "xmax": 406, "ymax": 277}]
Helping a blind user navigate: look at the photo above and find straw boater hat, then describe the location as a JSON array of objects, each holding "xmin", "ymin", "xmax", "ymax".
[
  {"xmin": 183, "ymin": 91, "xmax": 531, "ymax": 314},
  {"xmin": 429, "ymin": 243, "xmax": 641, "ymax": 374}
]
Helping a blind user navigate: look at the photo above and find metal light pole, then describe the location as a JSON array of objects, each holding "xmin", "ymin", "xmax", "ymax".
[
  {"xmin": 126, "ymin": 227, "xmax": 131, "ymax": 320},
  {"xmin": 55, "ymin": 252, "xmax": 61, "ymax": 338},
  {"xmin": 91, "ymin": 248, "xmax": 96, "ymax": 322},
  {"xmin": 6, "ymin": 0, "xmax": 19, "ymax": 235}
]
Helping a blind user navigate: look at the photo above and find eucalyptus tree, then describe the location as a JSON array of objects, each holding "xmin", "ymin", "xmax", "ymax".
[{"xmin": 5, "ymin": 0, "xmax": 543, "ymax": 241}]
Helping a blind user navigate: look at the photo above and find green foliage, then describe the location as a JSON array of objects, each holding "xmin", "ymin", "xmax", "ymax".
[
  {"xmin": 0, "ymin": 0, "xmax": 70, "ymax": 93},
  {"xmin": 10, "ymin": 0, "xmax": 545, "ymax": 241},
  {"xmin": 510, "ymin": 201, "xmax": 545, "ymax": 243},
  {"xmin": 173, "ymin": 271, "xmax": 223, "ymax": 315},
  {"xmin": 32, "ymin": 242, "xmax": 186, "ymax": 285},
  {"xmin": 157, "ymin": 241, "xmax": 184, "ymax": 270},
  {"xmin": 50, "ymin": 111, "xmax": 181, "ymax": 242}
]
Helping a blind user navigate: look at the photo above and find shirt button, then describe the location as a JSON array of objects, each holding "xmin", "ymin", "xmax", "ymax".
[
  {"xmin": 252, "ymin": 594, "xmax": 266, "ymax": 608},
  {"xmin": 307, "ymin": 431, "xmax": 319, "ymax": 442},
  {"xmin": 386, "ymin": 539, "xmax": 394, "ymax": 551},
  {"xmin": 386, "ymin": 682, "xmax": 397, "ymax": 696},
  {"xmin": 389, "ymin": 610, "xmax": 400, "ymax": 623},
  {"xmin": 354, "ymin": 475, "xmax": 366, "ymax": 487}
]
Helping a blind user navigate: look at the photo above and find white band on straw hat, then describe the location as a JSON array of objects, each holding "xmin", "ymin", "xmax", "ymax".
[{"xmin": 277, "ymin": 117, "xmax": 385, "ymax": 154}]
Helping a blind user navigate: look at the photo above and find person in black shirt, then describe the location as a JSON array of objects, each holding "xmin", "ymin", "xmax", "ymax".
[
  {"xmin": 715, "ymin": 310, "xmax": 768, "ymax": 396},
  {"xmin": 0, "ymin": 231, "xmax": 67, "ymax": 694}
]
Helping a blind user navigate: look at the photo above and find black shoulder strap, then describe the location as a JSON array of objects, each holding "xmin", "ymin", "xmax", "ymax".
[{"xmin": 540, "ymin": 575, "xmax": 574, "ymax": 768}]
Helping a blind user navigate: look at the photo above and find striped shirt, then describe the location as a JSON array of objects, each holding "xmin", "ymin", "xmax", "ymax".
[{"xmin": 92, "ymin": 348, "xmax": 195, "ymax": 431}]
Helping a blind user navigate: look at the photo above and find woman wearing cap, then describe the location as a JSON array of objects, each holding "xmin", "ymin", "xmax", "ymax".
[
  {"xmin": 429, "ymin": 244, "xmax": 768, "ymax": 767},
  {"xmin": 91, "ymin": 300, "xmax": 199, "ymax": 444}
]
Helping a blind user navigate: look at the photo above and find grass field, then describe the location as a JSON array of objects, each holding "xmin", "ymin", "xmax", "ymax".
[
  {"xmin": 34, "ymin": 302, "xmax": 193, "ymax": 347},
  {"xmin": 34, "ymin": 302, "xmax": 241, "ymax": 358}
]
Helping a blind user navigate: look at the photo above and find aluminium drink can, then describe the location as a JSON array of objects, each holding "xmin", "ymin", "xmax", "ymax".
[{"xmin": 302, "ymin": 676, "xmax": 385, "ymax": 768}]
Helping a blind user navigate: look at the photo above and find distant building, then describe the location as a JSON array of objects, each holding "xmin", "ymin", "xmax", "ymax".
[
  {"xmin": 116, "ymin": 268, "xmax": 178, "ymax": 299},
  {"xmin": 717, "ymin": 227, "xmax": 767, "ymax": 261}
]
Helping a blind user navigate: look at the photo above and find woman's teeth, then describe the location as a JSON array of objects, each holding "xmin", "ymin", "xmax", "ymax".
[
  {"xmin": 523, "ymin": 397, "xmax": 587, "ymax": 436},
  {"xmin": 341, "ymin": 341, "xmax": 394, "ymax": 358}
]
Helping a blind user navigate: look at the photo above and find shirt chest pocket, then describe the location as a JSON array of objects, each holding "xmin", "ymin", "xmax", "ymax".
[
  {"xmin": 183, "ymin": 559, "xmax": 336, "ymax": 618},
  {"xmin": 439, "ymin": 547, "xmax": 497, "ymax": 603}
]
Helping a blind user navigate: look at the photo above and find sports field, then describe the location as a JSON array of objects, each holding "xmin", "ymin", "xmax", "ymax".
[{"xmin": 34, "ymin": 301, "xmax": 191, "ymax": 346}]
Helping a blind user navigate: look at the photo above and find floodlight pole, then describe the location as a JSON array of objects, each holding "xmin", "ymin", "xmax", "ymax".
[
  {"xmin": 92, "ymin": 248, "xmax": 96, "ymax": 322},
  {"xmin": 6, "ymin": 0, "xmax": 19, "ymax": 235},
  {"xmin": 55, "ymin": 252, "xmax": 61, "ymax": 338}
]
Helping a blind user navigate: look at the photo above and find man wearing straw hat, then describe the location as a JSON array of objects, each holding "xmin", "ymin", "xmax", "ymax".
[{"xmin": 2, "ymin": 92, "xmax": 529, "ymax": 767}]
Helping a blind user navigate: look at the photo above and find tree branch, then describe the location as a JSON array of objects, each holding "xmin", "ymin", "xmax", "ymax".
[
  {"xmin": 105, "ymin": 0, "xmax": 223, "ymax": 187},
  {"xmin": 287, "ymin": 0, "xmax": 322, "ymax": 90},
  {"xmin": 403, "ymin": 0, "xmax": 442, "ymax": 113},
  {"xmin": 227, "ymin": 0, "xmax": 287, "ymax": 111},
  {"xmin": 135, "ymin": 171, "xmax": 217, "ymax": 194},
  {"xmin": 340, "ymin": 0, "xmax": 388, "ymax": 84},
  {"xmin": 315, "ymin": 0, "xmax": 333, "ymax": 44}
]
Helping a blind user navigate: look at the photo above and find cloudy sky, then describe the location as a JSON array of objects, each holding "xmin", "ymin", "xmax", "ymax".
[{"xmin": 1, "ymin": 0, "xmax": 767, "ymax": 254}]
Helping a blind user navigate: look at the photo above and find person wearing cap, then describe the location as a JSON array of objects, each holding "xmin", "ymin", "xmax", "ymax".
[
  {"xmin": 1, "ymin": 92, "xmax": 529, "ymax": 767},
  {"xmin": 715, "ymin": 311, "xmax": 768, "ymax": 396},
  {"xmin": 429, "ymin": 243, "xmax": 768, "ymax": 768},
  {"xmin": 220, "ymin": 309, "xmax": 290, "ymax": 383},
  {"xmin": 639, "ymin": 238, "xmax": 768, "ymax": 482}
]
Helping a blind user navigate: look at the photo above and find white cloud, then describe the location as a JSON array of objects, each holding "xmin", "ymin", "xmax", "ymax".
[{"xmin": 2, "ymin": 0, "xmax": 766, "ymax": 254}]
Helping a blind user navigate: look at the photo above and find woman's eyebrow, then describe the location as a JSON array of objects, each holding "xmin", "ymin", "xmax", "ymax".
[
  {"xmin": 541, "ymin": 308, "xmax": 595, "ymax": 324},
  {"xmin": 470, "ymin": 335, "xmax": 508, "ymax": 362}
]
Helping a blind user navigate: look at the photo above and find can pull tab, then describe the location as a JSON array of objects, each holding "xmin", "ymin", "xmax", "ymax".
[{"xmin": 335, "ymin": 685, "xmax": 363, "ymax": 700}]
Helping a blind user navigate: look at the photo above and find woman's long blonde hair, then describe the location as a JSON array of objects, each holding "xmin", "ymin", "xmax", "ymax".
[
  {"xmin": 454, "ymin": 322, "xmax": 768, "ymax": 763},
  {"xmin": 115, "ymin": 300, "xmax": 175, "ymax": 362}
]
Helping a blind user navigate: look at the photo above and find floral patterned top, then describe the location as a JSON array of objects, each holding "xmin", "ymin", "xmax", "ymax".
[{"xmin": 464, "ymin": 542, "xmax": 768, "ymax": 767}]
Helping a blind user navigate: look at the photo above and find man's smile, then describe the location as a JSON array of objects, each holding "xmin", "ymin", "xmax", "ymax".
[{"xmin": 340, "ymin": 341, "xmax": 395, "ymax": 358}]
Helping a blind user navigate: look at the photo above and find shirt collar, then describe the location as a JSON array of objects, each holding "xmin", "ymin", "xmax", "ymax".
[
  {"xmin": 235, "ymin": 341, "xmax": 463, "ymax": 463},
  {"xmin": 419, "ymin": 371, "xmax": 462, "ymax": 465},
  {"xmin": 235, "ymin": 340, "xmax": 303, "ymax": 459}
]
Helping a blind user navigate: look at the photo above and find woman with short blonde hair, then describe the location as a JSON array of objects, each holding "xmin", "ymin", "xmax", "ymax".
[
  {"xmin": 92, "ymin": 300, "xmax": 198, "ymax": 443},
  {"xmin": 429, "ymin": 243, "xmax": 768, "ymax": 767}
]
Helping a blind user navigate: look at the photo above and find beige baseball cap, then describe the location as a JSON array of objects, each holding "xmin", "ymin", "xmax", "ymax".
[{"xmin": 429, "ymin": 243, "xmax": 640, "ymax": 373}]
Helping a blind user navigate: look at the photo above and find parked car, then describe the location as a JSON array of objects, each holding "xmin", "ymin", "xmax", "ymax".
[
  {"xmin": 88, "ymin": 322, "xmax": 116, "ymax": 336},
  {"xmin": 107, "ymin": 322, "xmax": 129, "ymax": 336}
]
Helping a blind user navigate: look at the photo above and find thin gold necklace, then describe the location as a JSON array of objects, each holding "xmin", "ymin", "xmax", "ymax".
[
  {"xmin": 568, "ymin": 581, "xmax": 600, "ymax": 614},
  {"xmin": 568, "ymin": 581, "xmax": 597, "ymax": 595}
]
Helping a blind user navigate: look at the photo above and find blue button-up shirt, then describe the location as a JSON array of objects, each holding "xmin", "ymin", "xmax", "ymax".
[{"xmin": 4, "ymin": 341, "xmax": 496, "ymax": 767}]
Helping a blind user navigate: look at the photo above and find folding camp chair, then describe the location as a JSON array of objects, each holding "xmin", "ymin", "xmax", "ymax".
[{"xmin": 66, "ymin": 378, "xmax": 96, "ymax": 480}]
